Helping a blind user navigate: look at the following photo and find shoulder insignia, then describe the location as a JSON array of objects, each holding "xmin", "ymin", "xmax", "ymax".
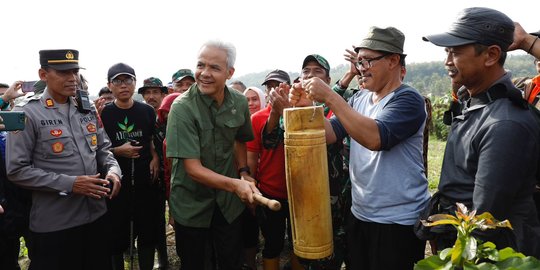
[{"xmin": 15, "ymin": 93, "xmax": 42, "ymax": 107}]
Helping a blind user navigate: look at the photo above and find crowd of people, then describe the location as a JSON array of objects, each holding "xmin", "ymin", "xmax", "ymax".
[{"xmin": 1, "ymin": 6, "xmax": 540, "ymax": 270}]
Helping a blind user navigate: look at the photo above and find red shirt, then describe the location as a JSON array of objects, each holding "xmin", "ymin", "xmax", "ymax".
[
  {"xmin": 163, "ymin": 138, "xmax": 171, "ymax": 199},
  {"xmin": 246, "ymin": 106, "xmax": 287, "ymax": 199}
]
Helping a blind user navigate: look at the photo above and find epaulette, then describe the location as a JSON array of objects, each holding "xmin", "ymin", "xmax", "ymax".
[{"xmin": 15, "ymin": 92, "xmax": 43, "ymax": 107}]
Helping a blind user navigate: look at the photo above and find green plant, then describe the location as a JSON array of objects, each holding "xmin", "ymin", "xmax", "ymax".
[
  {"xmin": 19, "ymin": 236, "xmax": 28, "ymax": 258},
  {"xmin": 415, "ymin": 203, "xmax": 540, "ymax": 269},
  {"xmin": 430, "ymin": 94, "xmax": 452, "ymax": 141}
]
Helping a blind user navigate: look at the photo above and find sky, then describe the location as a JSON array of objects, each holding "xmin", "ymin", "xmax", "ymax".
[{"xmin": 1, "ymin": 0, "xmax": 538, "ymax": 96}]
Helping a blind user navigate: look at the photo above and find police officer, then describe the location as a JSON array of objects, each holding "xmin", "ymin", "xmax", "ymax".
[{"xmin": 6, "ymin": 49, "xmax": 122, "ymax": 270}]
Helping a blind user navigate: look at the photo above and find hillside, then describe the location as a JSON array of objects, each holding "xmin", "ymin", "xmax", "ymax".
[{"xmin": 230, "ymin": 54, "xmax": 537, "ymax": 98}]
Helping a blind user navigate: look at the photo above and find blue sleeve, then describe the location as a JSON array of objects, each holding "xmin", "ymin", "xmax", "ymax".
[
  {"xmin": 377, "ymin": 89, "xmax": 426, "ymax": 150},
  {"xmin": 330, "ymin": 116, "xmax": 347, "ymax": 143}
]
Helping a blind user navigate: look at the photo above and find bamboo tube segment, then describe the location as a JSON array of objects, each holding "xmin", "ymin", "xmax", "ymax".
[{"xmin": 283, "ymin": 106, "xmax": 333, "ymax": 259}]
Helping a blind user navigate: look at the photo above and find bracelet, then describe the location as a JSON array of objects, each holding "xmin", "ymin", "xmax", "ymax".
[
  {"xmin": 528, "ymin": 36, "xmax": 538, "ymax": 54},
  {"xmin": 238, "ymin": 166, "xmax": 251, "ymax": 175}
]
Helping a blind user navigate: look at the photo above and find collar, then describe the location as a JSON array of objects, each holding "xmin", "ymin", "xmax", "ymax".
[
  {"xmin": 41, "ymin": 88, "xmax": 77, "ymax": 109},
  {"xmin": 198, "ymin": 84, "xmax": 233, "ymax": 110},
  {"xmin": 458, "ymin": 73, "xmax": 527, "ymax": 118},
  {"xmin": 468, "ymin": 84, "xmax": 508, "ymax": 108}
]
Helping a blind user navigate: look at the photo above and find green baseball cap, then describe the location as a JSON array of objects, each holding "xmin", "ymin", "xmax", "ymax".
[
  {"xmin": 355, "ymin": 26, "xmax": 406, "ymax": 55},
  {"xmin": 172, "ymin": 69, "xmax": 194, "ymax": 82},
  {"xmin": 302, "ymin": 54, "xmax": 330, "ymax": 73},
  {"xmin": 33, "ymin": 80, "xmax": 47, "ymax": 94},
  {"xmin": 138, "ymin": 77, "xmax": 168, "ymax": 94}
]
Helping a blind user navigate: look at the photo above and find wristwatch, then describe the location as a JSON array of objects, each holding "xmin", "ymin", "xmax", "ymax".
[{"xmin": 238, "ymin": 166, "xmax": 251, "ymax": 175}]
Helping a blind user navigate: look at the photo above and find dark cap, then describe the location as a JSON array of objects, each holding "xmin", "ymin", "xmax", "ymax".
[
  {"xmin": 39, "ymin": 49, "xmax": 81, "ymax": 70},
  {"xmin": 262, "ymin": 69, "xmax": 291, "ymax": 85},
  {"xmin": 355, "ymin": 27, "xmax": 405, "ymax": 55},
  {"xmin": 302, "ymin": 54, "xmax": 330, "ymax": 73},
  {"xmin": 532, "ymin": 30, "xmax": 540, "ymax": 38},
  {"xmin": 138, "ymin": 77, "xmax": 168, "ymax": 94},
  {"xmin": 172, "ymin": 69, "xmax": 194, "ymax": 82},
  {"xmin": 422, "ymin": 7, "xmax": 514, "ymax": 51},
  {"xmin": 98, "ymin": 86, "xmax": 112, "ymax": 96},
  {"xmin": 107, "ymin": 63, "xmax": 136, "ymax": 81}
]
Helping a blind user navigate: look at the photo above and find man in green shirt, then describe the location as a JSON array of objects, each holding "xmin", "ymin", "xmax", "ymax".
[{"xmin": 166, "ymin": 40, "xmax": 258, "ymax": 270}]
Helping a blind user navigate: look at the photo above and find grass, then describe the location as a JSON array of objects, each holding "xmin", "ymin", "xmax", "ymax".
[{"xmin": 427, "ymin": 136, "xmax": 446, "ymax": 192}]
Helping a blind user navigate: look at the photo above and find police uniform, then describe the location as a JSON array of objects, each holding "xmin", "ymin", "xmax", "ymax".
[
  {"xmin": 6, "ymin": 90, "xmax": 120, "ymax": 232},
  {"xmin": 5, "ymin": 49, "xmax": 121, "ymax": 270}
]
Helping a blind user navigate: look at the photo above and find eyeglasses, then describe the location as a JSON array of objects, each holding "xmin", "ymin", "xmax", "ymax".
[
  {"xmin": 111, "ymin": 78, "xmax": 134, "ymax": 86},
  {"xmin": 355, "ymin": 54, "xmax": 388, "ymax": 70}
]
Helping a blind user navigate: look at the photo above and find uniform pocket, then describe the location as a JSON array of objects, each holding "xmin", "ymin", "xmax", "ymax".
[
  {"xmin": 223, "ymin": 116, "xmax": 244, "ymax": 130},
  {"xmin": 39, "ymin": 126, "xmax": 74, "ymax": 158}
]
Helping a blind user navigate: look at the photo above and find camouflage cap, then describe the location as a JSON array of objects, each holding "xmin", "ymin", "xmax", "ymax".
[
  {"xmin": 302, "ymin": 54, "xmax": 330, "ymax": 73},
  {"xmin": 137, "ymin": 77, "xmax": 168, "ymax": 94},
  {"xmin": 172, "ymin": 69, "xmax": 195, "ymax": 82}
]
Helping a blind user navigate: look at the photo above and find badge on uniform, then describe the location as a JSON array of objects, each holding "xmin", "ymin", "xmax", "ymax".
[
  {"xmin": 51, "ymin": 142, "xmax": 64, "ymax": 153},
  {"xmin": 91, "ymin": 135, "xmax": 97, "ymax": 146},
  {"xmin": 86, "ymin": 123, "xmax": 96, "ymax": 133},
  {"xmin": 50, "ymin": 129, "xmax": 62, "ymax": 137},
  {"xmin": 46, "ymin": 98, "xmax": 54, "ymax": 107}
]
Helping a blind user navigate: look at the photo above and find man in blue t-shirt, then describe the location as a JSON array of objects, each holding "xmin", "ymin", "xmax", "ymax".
[{"xmin": 290, "ymin": 26, "xmax": 430, "ymax": 270}]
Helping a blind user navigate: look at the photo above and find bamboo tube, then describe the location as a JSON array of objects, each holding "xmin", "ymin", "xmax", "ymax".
[{"xmin": 283, "ymin": 106, "xmax": 333, "ymax": 259}]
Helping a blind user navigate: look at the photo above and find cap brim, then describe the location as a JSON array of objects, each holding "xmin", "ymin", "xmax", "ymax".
[
  {"xmin": 138, "ymin": 86, "xmax": 168, "ymax": 94},
  {"xmin": 422, "ymin": 33, "xmax": 476, "ymax": 47},
  {"xmin": 173, "ymin": 75, "xmax": 194, "ymax": 82},
  {"xmin": 262, "ymin": 77, "xmax": 287, "ymax": 85},
  {"xmin": 47, "ymin": 63, "xmax": 83, "ymax": 71},
  {"xmin": 531, "ymin": 31, "xmax": 540, "ymax": 38},
  {"xmin": 355, "ymin": 40, "xmax": 404, "ymax": 55},
  {"xmin": 111, "ymin": 73, "xmax": 136, "ymax": 80}
]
